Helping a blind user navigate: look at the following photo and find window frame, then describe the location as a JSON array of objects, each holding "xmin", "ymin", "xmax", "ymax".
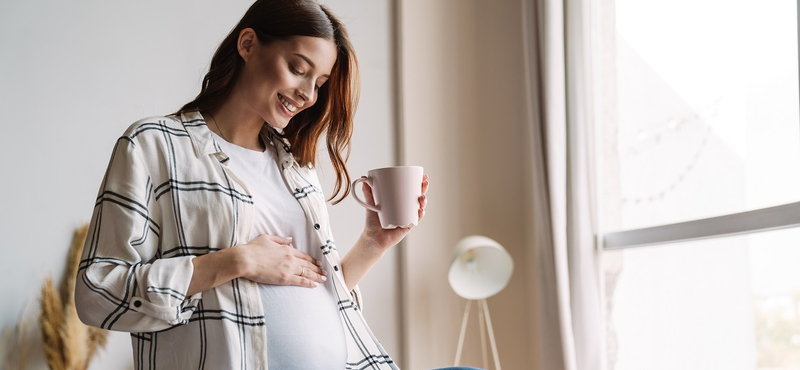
[{"xmin": 603, "ymin": 201, "xmax": 800, "ymax": 250}]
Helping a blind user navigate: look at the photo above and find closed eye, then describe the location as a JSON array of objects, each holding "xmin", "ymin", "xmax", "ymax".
[{"xmin": 289, "ymin": 64, "xmax": 303, "ymax": 76}]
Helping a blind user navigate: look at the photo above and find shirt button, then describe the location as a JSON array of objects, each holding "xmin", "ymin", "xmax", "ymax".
[
  {"xmin": 334, "ymin": 265, "xmax": 339, "ymax": 271},
  {"xmin": 314, "ymin": 223, "xmax": 320, "ymax": 230},
  {"xmin": 133, "ymin": 300, "xmax": 142, "ymax": 308}
]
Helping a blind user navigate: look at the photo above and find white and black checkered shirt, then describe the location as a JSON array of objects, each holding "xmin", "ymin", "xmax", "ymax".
[{"xmin": 75, "ymin": 111, "xmax": 398, "ymax": 370}]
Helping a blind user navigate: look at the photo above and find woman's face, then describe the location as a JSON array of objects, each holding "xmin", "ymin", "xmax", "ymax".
[{"xmin": 237, "ymin": 31, "xmax": 338, "ymax": 129}]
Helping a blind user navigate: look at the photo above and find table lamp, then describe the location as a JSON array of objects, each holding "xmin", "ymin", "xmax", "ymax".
[{"xmin": 448, "ymin": 235, "xmax": 514, "ymax": 370}]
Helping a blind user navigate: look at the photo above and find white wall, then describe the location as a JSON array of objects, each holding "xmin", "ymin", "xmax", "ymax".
[{"xmin": 0, "ymin": 0, "xmax": 398, "ymax": 368}]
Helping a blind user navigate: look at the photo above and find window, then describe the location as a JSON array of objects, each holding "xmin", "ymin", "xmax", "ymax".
[{"xmin": 599, "ymin": 0, "xmax": 800, "ymax": 369}]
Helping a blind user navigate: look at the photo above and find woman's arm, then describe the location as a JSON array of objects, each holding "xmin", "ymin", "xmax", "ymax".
[
  {"xmin": 186, "ymin": 247, "xmax": 245, "ymax": 297},
  {"xmin": 76, "ymin": 134, "xmax": 199, "ymax": 332},
  {"xmin": 187, "ymin": 234, "xmax": 327, "ymax": 296},
  {"xmin": 75, "ymin": 128, "xmax": 326, "ymax": 333},
  {"xmin": 340, "ymin": 233, "xmax": 387, "ymax": 291},
  {"xmin": 340, "ymin": 174, "xmax": 429, "ymax": 291}
]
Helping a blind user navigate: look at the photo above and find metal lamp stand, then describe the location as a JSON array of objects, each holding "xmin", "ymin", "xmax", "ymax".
[{"xmin": 453, "ymin": 299, "xmax": 502, "ymax": 370}]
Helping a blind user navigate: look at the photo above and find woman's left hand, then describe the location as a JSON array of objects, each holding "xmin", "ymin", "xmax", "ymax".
[{"xmin": 360, "ymin": 174, "xmax": 429, "ymax": 252}]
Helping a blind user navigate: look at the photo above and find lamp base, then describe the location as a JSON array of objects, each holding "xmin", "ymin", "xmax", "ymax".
[{"xmin": 453, "ymin": 299, "xmax": 502, "ymax": 370}]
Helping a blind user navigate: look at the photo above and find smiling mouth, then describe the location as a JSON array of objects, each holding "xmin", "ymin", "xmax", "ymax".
[{"xmin": 278, "ymin": 94, "xmax": 298, "ymax": 113}]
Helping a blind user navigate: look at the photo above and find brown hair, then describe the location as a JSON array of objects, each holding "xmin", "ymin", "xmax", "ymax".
[{"xmin": 177, "ymin": 0, "xmax": 360, "ymax": 204}]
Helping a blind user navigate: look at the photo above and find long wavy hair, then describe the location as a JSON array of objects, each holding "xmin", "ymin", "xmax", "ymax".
[{"xmin": 176, "ymin": 0, "xmax": 360, "ymax": 204}]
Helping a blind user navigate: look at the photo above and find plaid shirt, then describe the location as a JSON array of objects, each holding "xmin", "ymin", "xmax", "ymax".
[{"xmin": 75, "ymin": 111, "xmax": 398, "ymax": 370}]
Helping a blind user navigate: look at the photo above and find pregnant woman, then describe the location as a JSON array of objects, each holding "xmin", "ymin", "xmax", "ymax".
[{"xmin": 75, "ymin": 0, "xmax": 433, "ymax": 368}]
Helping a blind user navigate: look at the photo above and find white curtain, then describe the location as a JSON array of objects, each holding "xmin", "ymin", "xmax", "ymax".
[{"xmin": 521, "ymin": 0, "xmax": 604, "ymax": 369}]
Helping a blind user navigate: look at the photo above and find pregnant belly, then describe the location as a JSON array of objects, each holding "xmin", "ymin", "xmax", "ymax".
[{"xmin": 258, "ymin": 280, "xmax": 347, "ymax": 369}]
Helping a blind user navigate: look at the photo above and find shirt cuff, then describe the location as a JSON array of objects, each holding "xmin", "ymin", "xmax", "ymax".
[{"xmin": 129, "ymin": 255, "xmax": 201, "ymax": 325}]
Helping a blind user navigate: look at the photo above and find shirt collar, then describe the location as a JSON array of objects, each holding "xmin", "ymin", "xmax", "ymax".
[
  {"xmin": 263, "ymin": 125, "xmax": 297, "ymax": 170},
  {"xmin": 181, "ymin": 111, "xmax": 227, "ymax": 162},
  {"xmin": 181, "ymin": 110, "xmax": 296, "ymax": 169}
]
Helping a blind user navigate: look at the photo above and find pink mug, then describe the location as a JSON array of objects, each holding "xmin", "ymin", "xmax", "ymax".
[{"xmin": 352, "ymin": 166, "xmax": 424, "ymax": 229}]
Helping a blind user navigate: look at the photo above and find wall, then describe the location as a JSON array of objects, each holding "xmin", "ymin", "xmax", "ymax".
[
  {"xmin": 0, "ymin": 0, "xmax": 399, "ymax": 368},
  {"xmin": 399, "ymin": 0, "xmax": 539, "ymax": 369}
]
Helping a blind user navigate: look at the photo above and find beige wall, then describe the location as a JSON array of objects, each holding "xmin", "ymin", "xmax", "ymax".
[{"xmin": 399, "ymin": 0, "xmax": 539, "ymax": 369}]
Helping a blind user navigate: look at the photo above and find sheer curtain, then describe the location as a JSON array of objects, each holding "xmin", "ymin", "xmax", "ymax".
[{"xmin": 521, "ymin": 0, "xmax": 604, "ymax": 369}]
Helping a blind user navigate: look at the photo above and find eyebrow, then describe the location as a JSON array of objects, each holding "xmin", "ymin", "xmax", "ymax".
[{"xmin": 294, "ymin": 53, "xmax": 330, "ymax": 78}]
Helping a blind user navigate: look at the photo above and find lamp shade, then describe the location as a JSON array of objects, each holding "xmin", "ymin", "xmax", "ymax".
[{"xmin": 448, "ymin": 235, "xmax": 514, "ymax": 300}]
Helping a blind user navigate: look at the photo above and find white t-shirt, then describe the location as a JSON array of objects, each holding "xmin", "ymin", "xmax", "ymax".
[{"xmin": 211, "ymin": 131, "xmax": 346, "ymax": 369}]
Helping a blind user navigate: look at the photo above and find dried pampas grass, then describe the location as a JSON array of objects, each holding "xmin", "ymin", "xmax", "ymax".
[
  {"xmin": 61, "ymin": 224, "xmax": 88, "ymax": 306},
  {"xmin": 85, "ymin": 325, "xmax": 108, "ymax": 364},
  {"xmin": 1, "ymin": 305, "xmax": 36, "ymax": 370},
  {"xmin": 38, "ymin": 223, "xmax": 108, "ymax": 370},
  {"xmin": 40, "ymin": 277, "xmax": 66, "ymax": 370},
  {"xmin": 61, "ymin": 303, "xmax": 89, "ymax": 370}
]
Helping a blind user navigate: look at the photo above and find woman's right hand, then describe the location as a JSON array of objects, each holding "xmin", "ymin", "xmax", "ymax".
[{"xmin": 237, "ymin": 234, "xmax": 327, "ymax": 288}]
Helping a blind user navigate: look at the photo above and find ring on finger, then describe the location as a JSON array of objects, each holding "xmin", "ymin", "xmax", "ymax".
[{"xmin": 301, "ymin": 267, "xmax": 306, "ymax": 276}]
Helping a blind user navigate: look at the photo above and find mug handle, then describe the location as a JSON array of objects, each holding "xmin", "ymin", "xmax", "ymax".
[{"xmin": 352, "ymin": 177, "xmax": 381, "ymax": 213}]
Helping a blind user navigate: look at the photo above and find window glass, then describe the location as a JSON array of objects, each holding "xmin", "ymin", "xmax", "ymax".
[
  {"xmin": 602, "ymin": 0, "xmax": 800, "ymax": 231},
  {"xmin": 604, "ymin": 227, "xmax": 800, "ymax": 370}
]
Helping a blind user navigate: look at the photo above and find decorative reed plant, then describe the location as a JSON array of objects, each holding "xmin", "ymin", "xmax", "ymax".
[
  {"xmin": 39, "ymin": 224, "xmax": 108, "ymax": 370},
  {"xmin": 1, "ymin": 305, "xmax": 35, "ymax": 370}
]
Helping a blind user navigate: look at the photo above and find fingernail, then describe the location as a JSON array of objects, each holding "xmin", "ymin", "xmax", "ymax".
[
  {"xmin": 321, "ymin": 275, "xmax": 327, "ymax": 281},
  {"xmin": 322, "ymin": 270, "xmax": 328, "ymax": 276},
  {"xmin": 312, "ymin": 282, "xmax": 319, "ymax": 287},
  {"xmin": 316, "ymin": 260, "xmax": 322, "ymax": 266}
]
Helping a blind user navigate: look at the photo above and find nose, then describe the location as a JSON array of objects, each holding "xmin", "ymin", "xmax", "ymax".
[{"xmin": 296, "ymin": 80, "xmax": 316, "ymax": 104}]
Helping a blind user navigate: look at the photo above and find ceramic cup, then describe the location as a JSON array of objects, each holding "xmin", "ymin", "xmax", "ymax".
[{"xmin": 352, "ymin": 166, "xmax": 424, "ymax": 229}]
